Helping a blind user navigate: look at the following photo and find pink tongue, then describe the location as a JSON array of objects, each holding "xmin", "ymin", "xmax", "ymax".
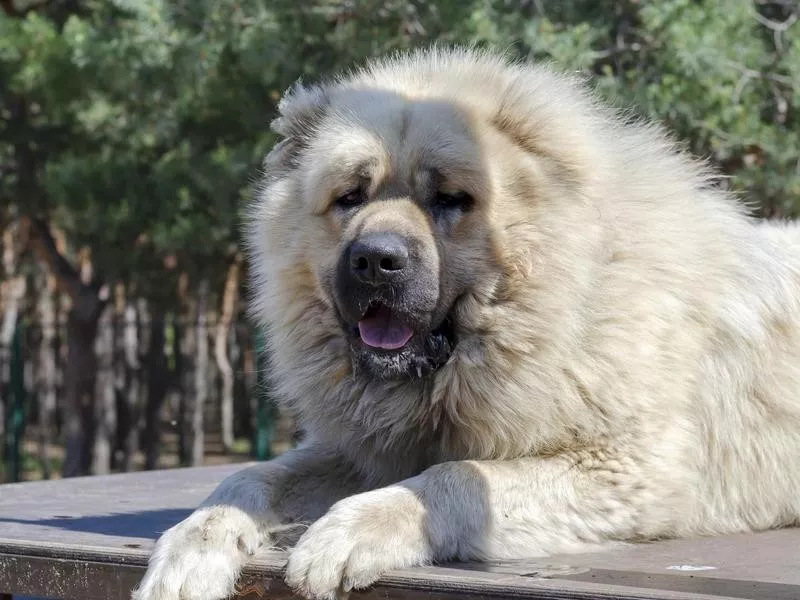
[{"xmin": 358, "ymin": 306, "xmax": 414, "ymax": 350}]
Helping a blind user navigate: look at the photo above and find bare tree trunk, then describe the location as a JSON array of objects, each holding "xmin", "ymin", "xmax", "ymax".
[
  {"xmin": 28, "ymin": 219, "xmax": 107, "ymax": 478},
  {"xmin": 215, "ymin": 255, "xmax": 242, "ymax": 453},
  {"xmin": 207, "ymin": 317, "xmax": 220, "ymax": 450},
  {"xmin": 1, "ymin": 216, "xmax": 29, "ymax": 482},
  {"xmin": 231, "ymin": 322, "xmax": 248, "ymax": 440},
  {"xmin": 36, "ymin": 271, "xmax": 57, "ymax": 479},
  {"xmin": 177, "ymin": 309, "xmax": 194, "ymax": 466},
  {"xmin": 115, "ymin": 293, "xmax": 140, "ymax": 472},
  {"xmin": 192, "ymin": 280, "xmax": 209, "ymax": 466},
  {"xmin": 92, "ymin": 303, "xmax": 115, "ymax": 475},
  {"xmin": 55, "ymin": 283, "xmax": 68, "ymax": 444},
  {"xmin": 0, "ymin": 335, "xmax": 4, "ymax": 444},
  {"xmin": 1, "ymin": 277, "xmax": 27, "ymax": 482},
  {"xmin": 62, "ymin": 311, "xmax": 99, "ymax": 477},
  {"xmin": 143, "ymin": 306, "xmax": 168, "ymax": 470}
]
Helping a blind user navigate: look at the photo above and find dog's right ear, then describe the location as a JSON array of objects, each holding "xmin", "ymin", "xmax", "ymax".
[{"xmin": 264, "ymin": 81, "xmax": 329, "ymax": 173}]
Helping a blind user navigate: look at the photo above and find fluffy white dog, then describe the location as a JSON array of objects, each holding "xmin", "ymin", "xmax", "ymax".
[{"xmin": 133, "ymin": 47, "xmax": 800, "ymax": 600}]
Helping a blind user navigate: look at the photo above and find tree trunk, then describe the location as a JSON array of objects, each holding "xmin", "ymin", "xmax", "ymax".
[
  {"xmin": 1, "ymin": 277, "xmax": 27, "ymax": 483},
  {"xmin": 206, "ymin": 318, "xmax": 220, "ymax": 450},
  {"xmin": 214, "ymin": 255, "xmax": 242, "ymax": 453},
  {"xmin": 231, "ymin": 322, "xmax": 249, "ymax": 440},
  {"xmin": 143, "ymin": 305, "xmax": 168, "ymax": 470},
  {"xmin": 27, "ymin": 218, "xmax": 107, "ymax": 478},
  {"xmin": 114, "ymin": 294, "xmax": 140, "ymax": 472},
  {"xmin": 192, "ymin": 280, "xmax": 209, "ymax": 466},
  {"xmin": 1, "ymin": 217, "xmax": 29, "ymax": 482},
  {"xmin": 0, "ymin": 333, "xmax": 4, "ymax": 445},
  {"xmin": 35, "ymin": 271, "xmax": 58, "ymax": 479},
  {"xmin": 61, "ymin": 303, "xmax": 100, "ymax": 477},
  {"xmin": 92, "ymin": 303, "xmax": 115, "ymax": 475},
  {"xmin": 177, "ymin": 311, "xmax": 194, "ymax": 467}
]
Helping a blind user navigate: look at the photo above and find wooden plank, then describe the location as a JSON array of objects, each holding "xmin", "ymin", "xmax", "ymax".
[
  {"xmin": 0, "ymin": 544, "xmax": 749, "ymax": 600},
  {"xmin": 0, "ymin": 464, "xmax": 799, "ymax": 599}
]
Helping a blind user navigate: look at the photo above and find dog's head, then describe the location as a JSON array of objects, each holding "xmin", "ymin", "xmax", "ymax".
[
  {"xmin": 288, "ymin": 87, "xmax": 502, "ymax": 380},
  {"xmin": 249, "ymin": 49, "xmax": 607, "ymax": 385}
]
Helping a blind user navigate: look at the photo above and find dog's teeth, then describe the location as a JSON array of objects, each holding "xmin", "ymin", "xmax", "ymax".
[{"xmin": 416, "ymin": 366, "xmax": 422, "ymax": 378}]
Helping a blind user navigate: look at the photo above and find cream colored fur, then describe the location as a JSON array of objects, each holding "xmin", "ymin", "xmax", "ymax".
[{"xmin": 133, "ymin": 47, "xmax": 800, "ymax": 600}]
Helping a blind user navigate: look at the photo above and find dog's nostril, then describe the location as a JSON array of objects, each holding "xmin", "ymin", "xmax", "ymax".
[
  {"xmin": 354, "ymin": 256, "xmax": 369, "ymax": 271},
  {"xmin": 379, "ymin": 257, "xmax": 398, "ymax": 271}
]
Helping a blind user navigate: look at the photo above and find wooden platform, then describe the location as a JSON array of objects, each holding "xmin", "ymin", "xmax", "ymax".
[{"xmin": 0, "ymin": 464, "xmax": 798, "ymax": 600}]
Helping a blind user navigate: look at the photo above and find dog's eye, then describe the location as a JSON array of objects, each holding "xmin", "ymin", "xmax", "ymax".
[
  {"xmin": 335, "ymin": 188, "xmax": 365, "ymax": 209},
  {"xmin": 433, "ymin": 191, "xmax": 474, "ymax": 212}
]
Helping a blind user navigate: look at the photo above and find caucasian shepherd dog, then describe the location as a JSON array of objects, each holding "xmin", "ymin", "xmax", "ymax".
[{"xmin": 135, "ymin": 47, "xmax": 800, "ymax": 600}]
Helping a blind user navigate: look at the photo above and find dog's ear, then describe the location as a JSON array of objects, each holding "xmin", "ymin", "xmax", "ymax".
[{"xmin": 264, "ymin": 81, "xmax": 329, "ymax": 173}]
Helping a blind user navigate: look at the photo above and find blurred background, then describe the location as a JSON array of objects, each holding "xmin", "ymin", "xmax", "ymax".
[{"xmin": 0, "ymin": 0, "xmax": 797, "ymax": 482}]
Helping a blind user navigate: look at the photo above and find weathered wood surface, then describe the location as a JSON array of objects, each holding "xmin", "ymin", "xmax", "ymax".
[{"xmin": 0, "ymin": 464, "xmax": 799, "ymax": 600}]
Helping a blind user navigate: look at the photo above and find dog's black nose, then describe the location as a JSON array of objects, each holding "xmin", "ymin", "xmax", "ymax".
[{"xmin": 349, "ymin": 232, "xmax": 409, "ymax": 285}]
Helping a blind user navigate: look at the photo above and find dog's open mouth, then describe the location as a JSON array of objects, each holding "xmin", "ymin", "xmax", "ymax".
[
  {"xmin": 357, "ymin": 303, "xmax": 414, "ymax": 350},
  {"xmin": 346, "ymin": 300, "xmax": 456, "ymax": 379}
]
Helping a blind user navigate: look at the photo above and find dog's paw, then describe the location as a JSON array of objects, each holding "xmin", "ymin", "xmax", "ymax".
[
  {"xmin": 132, "ymin": 505, "xmax": 263, "ymax": 600},
  {"xmin": 285, "ymin": 487, "xmax": 431, "ymax": 600}
]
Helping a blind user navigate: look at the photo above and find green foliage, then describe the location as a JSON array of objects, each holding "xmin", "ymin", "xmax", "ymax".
[
  {"xmin": 460, "ymin": 0, "xmax": 799, "ymax": 216},
  {"xmin": 0, "ymin": 0, "xmax": 798, "ymax": 305}
]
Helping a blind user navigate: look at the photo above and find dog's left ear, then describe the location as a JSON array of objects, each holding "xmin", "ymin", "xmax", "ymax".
[{"xmin": 264, "ymin": 81, "xmax": 330, "ymax": 173}]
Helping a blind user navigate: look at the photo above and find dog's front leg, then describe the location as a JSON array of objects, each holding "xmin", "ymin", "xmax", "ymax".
[
  {"xmin": 286, "ymin": 454, "xmax": 648, "ymax": 600},
  {"xmin": 133, "ymin": 442, "xmax": 367, "ymax": 600}
]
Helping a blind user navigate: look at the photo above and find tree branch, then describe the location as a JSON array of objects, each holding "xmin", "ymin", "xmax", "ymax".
[
  {"xmin": 0, "ymin": 0, "xmax": 20, "ymax": 16},
  {"xmin": 0, "ymin": 0, "xmax": 52, "ymax": 18},
  {"xmin": 26, "ymin": 216, "xmax": 106, "ymax": 323}
]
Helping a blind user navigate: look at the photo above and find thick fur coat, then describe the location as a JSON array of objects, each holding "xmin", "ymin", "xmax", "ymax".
[{"xmin": 134, "ymin": 47, "xmax": 800, "ymax": 600}]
